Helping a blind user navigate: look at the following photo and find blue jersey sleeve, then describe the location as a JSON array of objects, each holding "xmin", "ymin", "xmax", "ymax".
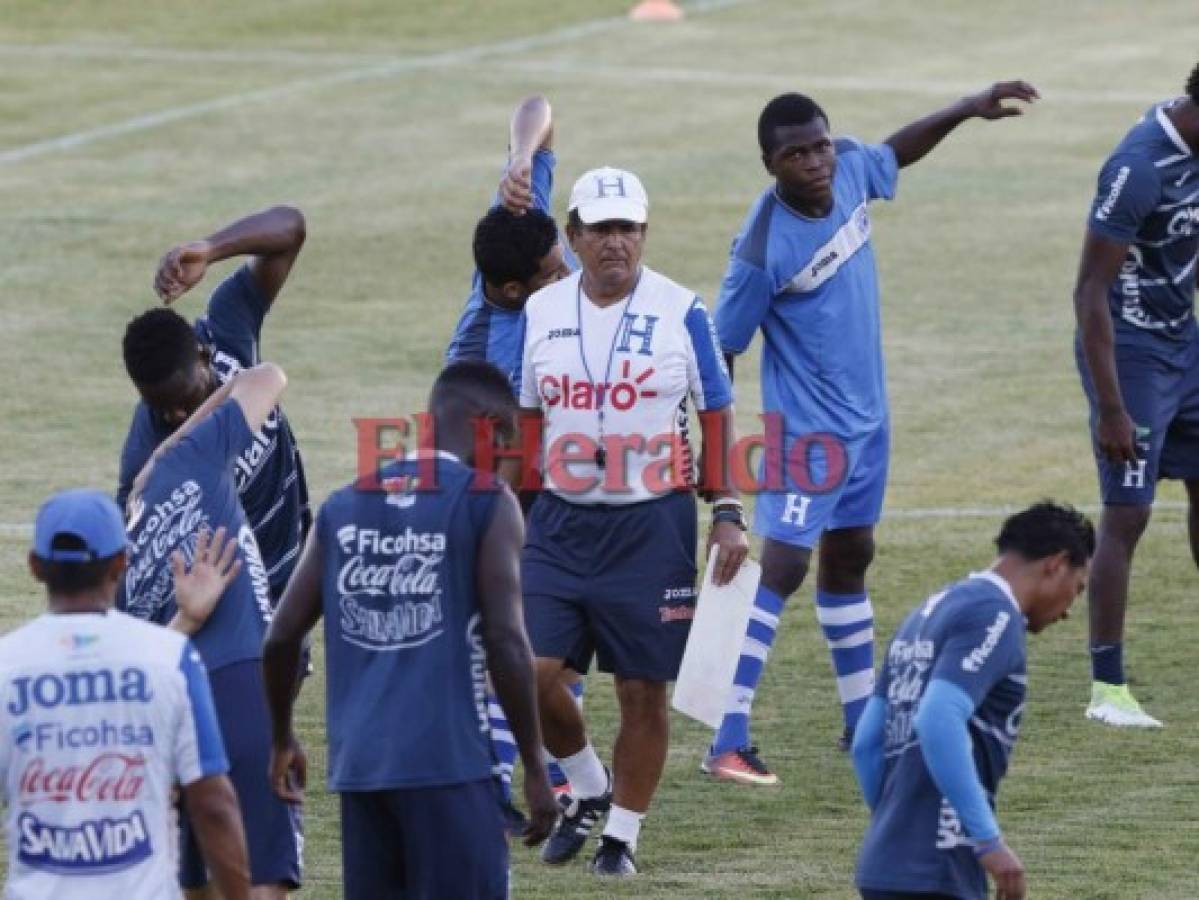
[
  {"xmin": 850, "ymin": 694, "xmax": 887, "ymax": 810},
  {"xmin": 200, "ymin": 266, "xmax": 269, "ymax": 370},
  {"xmin": 175, "ymin": 641, "xmax": 229, "ymax": 782},
  {"xmin": 838, "ymin": 138, "xmax": 899, "ymax": 202},
  {"xmin": 915, "ymin": 679, "xmax": 1002, "ymax": 843},
  {"xmin": 528, "ymin": 149, "xmax": 556, "ymax": 214},
  {"xmin": 715, "ymin": 256, "xmax": 773, "ymax": 355},
  {"xmin": 176, "ymin": 398, "xmax": 255, "ymax": 471},
  {"xmin": 116, "ymin": 403, "xmax": 165, "ymax": 510},
  {"xmin": 1088, "ymin": 153, "xmax": 1161, "ymax": 244},
  {"xmin": 929, "ymin": 600, "xmax": 1025, "ymax": 707},
  {"xmin": 684, "ymin": 298, "xmax": 733, "ymax": 411}
]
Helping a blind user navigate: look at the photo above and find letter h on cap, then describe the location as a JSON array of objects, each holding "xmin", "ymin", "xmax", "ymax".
[{"xmin": 595, "ymin": 174, "xmax": 627, "ymax": 198}]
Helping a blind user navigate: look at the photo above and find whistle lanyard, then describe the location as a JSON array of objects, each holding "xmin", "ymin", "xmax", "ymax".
[{"xmin": 575, "ymin": 270, "xmax": 642, "ymax": 469}]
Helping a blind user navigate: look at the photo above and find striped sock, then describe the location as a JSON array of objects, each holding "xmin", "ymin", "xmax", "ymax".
[
  {"xmin": 711, "ymin": 585, "xmax": 786, "ymax": 755},
  {"xmin": 814, "ymin": 589, "xmax": 875, "ymax": 730},
  {"xmin": 547, "ymin": 679, "xmax": 585, "ymax": 787},
  {"xmin": 486, "ymin": 692, "xmax": 517, "ymax": 803}
]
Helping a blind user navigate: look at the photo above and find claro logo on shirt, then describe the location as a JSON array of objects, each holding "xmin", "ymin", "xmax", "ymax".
[
  {"xmin": 960, "ymin": 611, "xmax": 1010, "ymax": 673},
  {"xmin": 539, "ymin": 360, "xmax": 658, "ymax": 410}
]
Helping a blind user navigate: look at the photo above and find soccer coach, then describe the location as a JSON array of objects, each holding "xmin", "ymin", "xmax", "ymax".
[{"xmin": 514, "ymin": 166, "xmax": 748, "ymax": 877}]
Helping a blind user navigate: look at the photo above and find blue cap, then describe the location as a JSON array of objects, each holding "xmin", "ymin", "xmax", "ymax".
[{"xmin": 32, "ymin": 489, "xmax": 127, "ymax": 563}]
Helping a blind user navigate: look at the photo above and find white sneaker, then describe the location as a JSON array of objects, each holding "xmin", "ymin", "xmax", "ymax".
[{"xmin": 1085, "ymin": 682, "xmax": 1163, "ymax": 728}]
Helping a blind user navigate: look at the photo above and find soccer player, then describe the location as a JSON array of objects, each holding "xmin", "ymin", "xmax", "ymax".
[
  {"xmin": 120, "ymin": 363, "xmax": 301, "ymax": 897},
  {"xmin": 2, "ymin": 488, "xmax": 251, "ymax": 899},
  {"xmin": 515, "ymin": 166, "xmax": 748, "ymax": 876},
  {"xmin": 119, "ymin": 204, "xmax": 310, "ymax": 605},
  {"xmin": 261, "ymin": 360, "xmax": 557, "ymax": 900},
  {"xmin": 446, "ymin": 93, "xmax": 584, "ymax": 813},
  {"xmin": 852, "ymin": 502, "xmax": 1094, "ymax": 900},
  {"xmin": 710, "ymin": 81, "xmax": 1039, "ymax": 782},
  {"xmin": 1073, "ymin": 62, "xmax": 1199, "ymax": 728}
]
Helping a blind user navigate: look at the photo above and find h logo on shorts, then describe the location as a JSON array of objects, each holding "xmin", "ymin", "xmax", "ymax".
[
  {"xmin": 1122, "ymin": 459, "xmax": 1148, "ymax": 490},
  {"xmin": 781, "ymin": 493, "xmax": 811, "ymax": 526},
  {"xmin": 595, "ymin": 174, "xmax": 627, "ymax": 198}
]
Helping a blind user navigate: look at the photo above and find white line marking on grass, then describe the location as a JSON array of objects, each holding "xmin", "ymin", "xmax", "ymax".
[
  {"xmin": 0, "ymin": 0, "xmax": 759, "ymax": 166},
  {"xmin": 0, "ymin": 42, "xmax": 394, "ymax": 67},
  {"xmin": 0, "ymin": 499, "xmax": 1186, "ymax": 539},
  {"xmin": 490, "ymin": 59, "xmax": 1161, "ymax": 106}
]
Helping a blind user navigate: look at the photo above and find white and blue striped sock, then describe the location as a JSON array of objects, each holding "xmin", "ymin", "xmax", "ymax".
[
  {"xmin": 712, "ymin": 585, "xmax": 786, "ymax": 755},
  {"xmin": 814, "ymin": 589, "xmax": 875, "ymax": 730},
  {"xmin": 487, "ymin": 692, "xmax": 517, "ymax": 803}
]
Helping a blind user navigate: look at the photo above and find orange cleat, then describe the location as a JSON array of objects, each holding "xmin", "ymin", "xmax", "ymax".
[{"xmin": 700, "ymin": 746, "xmax": 780, "ymax": 786}]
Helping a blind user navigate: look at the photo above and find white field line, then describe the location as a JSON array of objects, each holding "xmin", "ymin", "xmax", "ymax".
[
  {"xmin": 0, "ymin": 500, "xmax": 1187, "ymax": 538},
  {"xmin": 0, "ymin": 0, "xmax": 760, "ymax": 166},
  {"xmin": 489, "ymin": 59, "xmax": 1162, "ymax": 107}
]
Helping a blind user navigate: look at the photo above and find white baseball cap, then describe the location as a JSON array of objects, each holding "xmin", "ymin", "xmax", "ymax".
[{"xmin": 568, "ymin": 167, "xmax": 649, "ymax": 224}]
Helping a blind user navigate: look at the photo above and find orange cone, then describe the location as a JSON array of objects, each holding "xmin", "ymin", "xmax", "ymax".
[{"xmin": 629, "ymin": 0, "xmax": 685, "ymax": 22}]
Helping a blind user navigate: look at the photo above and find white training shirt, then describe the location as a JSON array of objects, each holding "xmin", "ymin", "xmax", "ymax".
[
  {"xmin": 0, "ymin": 611, "xmax": 227, "ymax": 900},
  {"xmin": 516, "ymin": 266, "xmax": 732, "ymax": 505}
]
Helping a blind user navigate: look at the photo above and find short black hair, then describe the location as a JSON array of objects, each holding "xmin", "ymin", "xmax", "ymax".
[
  {"xmin": 995, "ymin": 501, "xmax": 1095, "ymax": 568},
  {"xmin": 758, "ymin": 93, "xmax": 829, "ymax": 156},
  {"xmin": 123, "ymin": 307, "xmax": 198, "ymax": 386},
  {"xmin": 1187, "ymin": 61, "xmax": 1199, "ymax": 105},
  {"xmin": 472, "ymin": 207, "xmax": 558, "ymax": 287},
  {"xmin": 430, "ymin": 359, "xmax": 517, "ymax": 417},
  {"xmin": 34, "ymin": 534, "xmax": 122, "ymax": 595}
]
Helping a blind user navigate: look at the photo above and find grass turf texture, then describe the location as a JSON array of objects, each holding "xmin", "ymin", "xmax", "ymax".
[{"xmin": 2, "ymin": 1, "xmax": 1198, "ymax": 896}]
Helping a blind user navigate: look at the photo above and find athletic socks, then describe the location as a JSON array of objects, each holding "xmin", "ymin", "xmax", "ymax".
[
  {"xmin": 547, "ymin": 679, "xmax": 585, "ymax": 787},
  {"xmin": 814, "ymin": 589, "xmax": 875, "ymax": 731},
  {"xmin": 1090, "ymin": 642, "xmax": 1124, "ymax": 685},
  {"xmin": 602, "ymin": 805, "xmax": 645, "ymax": 851},
  {"xmin": 557, "ymin": 744, "xmax": 609, "ymax": 799},
  {"xmin": 711, "ymin": 585, "xmax": 786, "ymax": 755},
  {"xmin": 486, "ymin": 692, "xmax": 517, "ymax": 803}
]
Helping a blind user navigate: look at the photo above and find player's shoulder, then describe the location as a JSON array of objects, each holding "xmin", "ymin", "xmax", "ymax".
[
  {"xmin": 639, "ymin": 266, "xmax": 703, "ymax": 314},
  {"xmin": 524, "ymin": 270, "xmax": 580, "ymax": 321},
  {"xmin": 107, "ymin": 611, "xmax": 190, "ymax": 662},
  {"xmin": 733, "ymin": 188, "xmax": 782, "ymax": 271},
  {"xmin": 940, "ymin": 575, "xmax": 1024, "ymax": 633}
]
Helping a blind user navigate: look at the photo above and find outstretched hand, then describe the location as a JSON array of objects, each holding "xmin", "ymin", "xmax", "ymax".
[
  {"xmin": 499, "ymin": 155, "xmax": 535, "ymax": 215},
  {"xmin": 968, "ymin": 80, "xmax": 1039, "ymax": 120},
  {"xmin": 155, "ymin": 240, "xmax": 212, "ymax": 303},
  {"xmin": 170, "ymin": 527, "xmax": 242, "ymax": 634}
]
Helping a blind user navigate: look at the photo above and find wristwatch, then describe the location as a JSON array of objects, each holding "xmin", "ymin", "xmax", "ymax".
[{"xmin": 711, "ymin": 498, "xmax": 747, "ymax": 531}]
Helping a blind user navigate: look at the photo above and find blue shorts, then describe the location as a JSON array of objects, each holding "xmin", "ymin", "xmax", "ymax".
[
  {"xmin": 522, "ymin": 491, "xmax": 698, "ymax": 681},
  {"xmin": 180, "ymin": 659, "xmax": 302, "ymax": 889},
  {"xmin": 753, "ymin": 423, "xmax": 889, "ymax": 549},
  {"xmin": 340, "ymin": 779, "xmax": 507, "ymax": 900},
  {"xmin": 1077, "ymin": 337, "xmax": 1199, "ymax": 504}
]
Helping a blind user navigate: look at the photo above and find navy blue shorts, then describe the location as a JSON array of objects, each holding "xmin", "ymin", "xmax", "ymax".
[
  {"xmin": 522, "ymin": 490, "xmax": 698, "ymax": 682},
  {"xmin": 1077, "ymin": 337, "xmax": 1199, "ymax": 504},
  {"xmin": 180, "ymin": 659, "xmax": 302, "ymax": 889},
  {"xmin": 340, "ymin": 779, "xmax": 507, "ymax": 900}
]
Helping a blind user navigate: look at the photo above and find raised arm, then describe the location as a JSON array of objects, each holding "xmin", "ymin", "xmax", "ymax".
[
  {"xmin": 884, "ymin": 81, "xmax": 1039, "ymax": 169},
  {"xmin": 499, "ymin": 95, "xmax": 554, "ymax": 214},
  {"xmin": 155, "ymin": 205, "xmax": 306, "ymax": 307},
  {"xmin": 262, "ymin": 528, "xmax": 324, "ymax": 802},
  {"xmin": 476, "ymin": 487, "xmax": 557, "ymax": 845},
  {"xmin": 1074, "ymin": 232, "xmax": 1138, "ymax": 463},
  {"xmin": 182, "ymin": 775, "xmax": 252, "ymax": 900}
]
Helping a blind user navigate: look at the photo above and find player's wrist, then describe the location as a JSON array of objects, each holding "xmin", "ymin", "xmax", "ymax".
[
  {"xmin": 711, "ymin": 505, "xmax": 747, "ymax": 531},
  {"xmin": 973, "ymin": 834, "xmax": 1005, "ymax": 858}
]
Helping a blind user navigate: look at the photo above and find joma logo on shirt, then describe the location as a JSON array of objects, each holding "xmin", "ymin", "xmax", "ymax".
[
  {"xmin": 961, "ymin": 611, "xmax": 1010, "ymax": 673},
  {"xmin": 7, "ymin": 668, "xmax": 152, "ymax": 716}
]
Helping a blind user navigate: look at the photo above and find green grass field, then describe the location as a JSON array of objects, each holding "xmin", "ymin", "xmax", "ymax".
[{"xmin": 3, "ymin": 1, "xmax": 1198, "ymax": 896}]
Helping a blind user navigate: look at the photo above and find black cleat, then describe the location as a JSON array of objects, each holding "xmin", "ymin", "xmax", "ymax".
[
  {"xmin": 540, "ymin": 784, "xmax": 612, "ymax": 865},
  {"xmin": 589, "ymin": 836, "xmax": 637, "ymax": 877},
  {"xmin": 837, "ymin": 725, "xmax": 855, "ymax": 753}
]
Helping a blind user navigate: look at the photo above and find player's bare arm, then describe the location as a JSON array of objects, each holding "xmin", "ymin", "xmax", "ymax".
[
  {"xmin": 263, "ymin": 529, "xmax": 324, "ymax": 804},
  {"xmin": 884, "ymin": 80, "xmax": 1039, "ymax": 168},
  {"xmin": 979, "ymin": 842, "xmax": 1027, "ymax": 900},
  {"xmin": 475, "ymin": 485, "xmax": 558, "ymax": 846},
  {"xmin": 1074, "ymin": 230, "xmax": 1139, "ymax": 463},
  {"xmin": 182, "ymin": 773, "xmax": 252, "ymax": 900},
  {"xmin": 154, "ymin": 205, "xmax": 306, "ymax": 306},
  {"xmin": 499, "ymin": 95, "xmax": 553, "ymax": 215},
  {"xmin": 168, "ymin": 526, "xmax": 243, "ymax": 634},
  {"xmin": 699, "ymin": 405, "xmax": 749, "ymax": 586}
]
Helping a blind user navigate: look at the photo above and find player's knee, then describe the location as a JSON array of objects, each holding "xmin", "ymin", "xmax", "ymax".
[
  {"xmin": 614, "ymin": 678, "xmax": 667, "ymax": 720},
  {"xmin": 819, "ymin": 530, "xmax": 875, "ymax": 579},
  {"xmin": 1100, "ymin": 505, "xmax": 1152, "ymax": 548},
  {"xmin": 534, "ymin": 657, "xmax": 567, "ymax": 693},
  {"xmin": 760, "ymin": 541, "xmax": 811, "ymax": 597}
]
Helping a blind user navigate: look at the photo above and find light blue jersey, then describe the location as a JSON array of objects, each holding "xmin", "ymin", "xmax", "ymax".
[
  {"xmin": 446, "ymin": 149, "xmax": 579, "ymax": 382},
  {"xmin": 715, "ymin": 138, "xmax": 898, "ymax": 440}
]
